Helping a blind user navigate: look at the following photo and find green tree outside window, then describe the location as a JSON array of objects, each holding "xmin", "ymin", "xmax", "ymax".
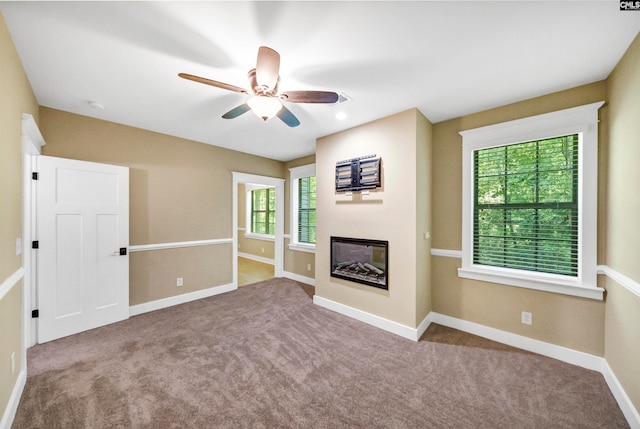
[
  {"xmin": 298, "ymin": 177, "xmax": 316, "ymax": 244},
  {"xmin": 473, "ymin": 135, "xmax": 578, "ymax": 276},
  {"xmin": 251, "ymin": 187, "xmax": 276, "ymax": 235}
]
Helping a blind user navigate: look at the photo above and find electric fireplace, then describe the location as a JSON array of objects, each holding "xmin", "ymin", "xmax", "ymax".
[{"xmin": 330, "ymin": 236, "xmax": 388, "ymax": 289}]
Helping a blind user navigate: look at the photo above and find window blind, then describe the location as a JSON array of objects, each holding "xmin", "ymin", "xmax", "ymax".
[
  {"xmin": 473, "ymin": 134, "xmax": 579, "ymax": 276},
  {"xmin": 297, "ymin": 176, "xmax": 316, "ymax": 244}
]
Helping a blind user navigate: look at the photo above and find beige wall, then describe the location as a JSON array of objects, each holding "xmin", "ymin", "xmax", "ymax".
[
  {"xmin": 431, "ymin": 81, "xmax": 608, "ymax": 356},
  {"xmin": 604, "ymin": 32, "xmax": 640, "ymax": 412},
  {"xmin": 39, "ymin": 108, "xmax": 284, "ymax": 306},
  {"xmin": 316, "ymin": 109, "xmax": 426, "ymax": 328},
  {"xmin": 237, "ymin": 236, "xmax": 275, "ymax": 260},
  {"xmin": 0, "ymin": 286, "xmax": 22, "ymax": 416},
  {"xmin": 130, "ymin": 245, "xmax": 232, "ymax": 305},
  {"xmin": 0, "ymin": 12, "xmax": 38, "ymax": 279},
  {"xmin": 284, "ymin": 155, "xmax": 316, "ymax": 279},
  {"xmin": 606, "ymin": 32, "xmax": 640, "ymax": 281},
  {"xmin": 283, "ymin": 240, "xmax": 315, "ymax": 279},
  {"xmin": 415, "ymin": 111, "xmax": 432, "ymax": 323},
  {"xmin": 0, "ymin": 11, "xmax": 39, "ymax": 420}
]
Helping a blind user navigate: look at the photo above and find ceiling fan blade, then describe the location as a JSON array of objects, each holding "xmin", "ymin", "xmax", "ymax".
[
  {"xmin": 276, "ymin": 106, "xmax": 300, "ymax": 127},
  {"xmin": 255, "ymin": 46, "xmax": 280, "ymax": 91},
  {"xmin": 222, "ymin": 103, "xmax": 251, "ymax": 119},
  {"xmin": 280, "ymin": 90, "xmax": 339, "ymax": 104},
  {"xmin": 179, "ymin": 73, "xmax": 248, "ymax": 94}
]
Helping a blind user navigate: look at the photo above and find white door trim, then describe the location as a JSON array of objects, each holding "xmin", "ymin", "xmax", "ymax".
[
  {"xmin": 232, "ymin": 172, "xmax": 285, "ymax": 288},
  {"xmin": 21, "ymin": 113, "xmax": 45, "ymax": 350}
]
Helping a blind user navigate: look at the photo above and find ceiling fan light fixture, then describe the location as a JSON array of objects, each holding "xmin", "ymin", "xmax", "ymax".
[
  {"xmin": 248, "ymin": 95, "xmax": 282, "ymax": 121},
  {"xmin": 180, "ymin": 46, "xmax": 337, "ymax": 127}
]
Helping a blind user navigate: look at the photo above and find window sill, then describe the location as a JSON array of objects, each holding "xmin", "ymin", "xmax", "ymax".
[
  {"xmin": 244, "ymin": 233, "xmax": 275, "ymax": 242},
  {"xmin": 288, "ymin": 243, "xmax": 316, "ymax": 254},
  {"xmin": 457, "ymin": 266, "xmax": 604, "ymax": 300}
]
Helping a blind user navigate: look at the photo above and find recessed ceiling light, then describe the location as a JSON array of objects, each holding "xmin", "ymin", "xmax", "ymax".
[
  {"xmin": 336, "ymin": 111, "xmax": 347, "ymax": 120},
  {"xmin": 88, "ymin": 101, "xmax": 105, "ymax": 110}
]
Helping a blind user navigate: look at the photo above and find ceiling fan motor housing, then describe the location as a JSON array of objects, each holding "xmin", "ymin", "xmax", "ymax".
[{"xmin": 248, "ymin": 69, "xmax": 279, "ymax": 96}]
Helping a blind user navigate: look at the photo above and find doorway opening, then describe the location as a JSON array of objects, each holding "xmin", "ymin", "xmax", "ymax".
[{"xmin": 232, "ymin": 173, "xmax": 284, "ymax": 289}]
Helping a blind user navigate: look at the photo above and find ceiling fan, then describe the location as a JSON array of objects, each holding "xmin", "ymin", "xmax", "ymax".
[{"xmin": 179, "ymin": 46, "xmax": 339, "ymax": 127}]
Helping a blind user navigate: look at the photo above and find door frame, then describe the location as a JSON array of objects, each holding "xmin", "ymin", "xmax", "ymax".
[
  {"xmin": 232, "ymin": 172, "xmax": 284, "ymax": 287},
  {"xmin": 21, "ymin": 113, "xmax": 45, "ymax": 349}
]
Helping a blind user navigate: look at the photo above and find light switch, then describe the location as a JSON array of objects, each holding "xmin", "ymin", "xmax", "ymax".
[{"xmin": 16, "ymin": 238, "xmax": 22, "ymax": 255}]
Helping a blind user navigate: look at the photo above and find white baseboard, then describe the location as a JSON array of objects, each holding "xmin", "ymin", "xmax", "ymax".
[
  {"xmin": 416, "ymin": 312, "xmax": 434, "ymax": 340},
  {"xmin": 313, "ymin": 295, "xmax": 424, "ymax": 341},
  {"xmin": 429, "ymin": 312, "xmax": 602, "ymax": 371},
  {"xmin": 238, "ymin": 252, "xmax": 275, "ymax": 266},
  {"xmin": 0, "ymin": 368, "xmax": 26, "ymax": 429},
  {"xmin": 601, "ymin": 360, "xmax": 640, "ymax": 429},
  {"xmin": 282, "ymin": 271, "xmax": 315, "ymax": 287},
  {"xmin": 129, "ymin": 283, "xmax": 235, "ymax": 317}
]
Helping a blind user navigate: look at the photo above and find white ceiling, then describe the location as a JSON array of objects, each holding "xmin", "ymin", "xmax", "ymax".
[{"xmin": 2, "ymin": 1, "xmax": 638, "ymax": 162}]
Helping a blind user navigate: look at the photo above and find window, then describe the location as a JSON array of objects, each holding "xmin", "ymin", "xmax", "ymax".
[
  {"xmin": 289, "ymin": 164, "xmax": 316, "ymax": 252},
  {"xmin": 474, "ymin": 135, "xmax": 578, "ymax": 276},
  {"xmin": 459, "ymin": 102, "xmax": 604, "ymax": 300},
  {"xmin": 250, "ymin": 187, "xmax": 275, "ymax": 236},
  {"xmin": 297, "ymin": 176, "xmax": 316, "ymax": 244}
]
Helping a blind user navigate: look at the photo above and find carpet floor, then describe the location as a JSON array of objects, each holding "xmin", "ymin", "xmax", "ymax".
[{"xmin": 12, "ymin": 278, "xmax": 627, "ymax": 428}]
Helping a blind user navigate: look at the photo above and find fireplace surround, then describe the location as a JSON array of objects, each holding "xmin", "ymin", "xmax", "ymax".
[{"xmin": 330, "ymin": 236, "xmax": 388, "ymax": 289}]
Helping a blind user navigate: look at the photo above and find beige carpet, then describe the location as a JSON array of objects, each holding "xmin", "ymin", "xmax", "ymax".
[{"xmin": 13, "ymin": 278, "xmax": 628, "ymax": 428}]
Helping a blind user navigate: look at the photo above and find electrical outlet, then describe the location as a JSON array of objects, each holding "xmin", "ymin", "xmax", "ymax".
[
  {"xmin": 521, "ymin": 311, "xmax": 532, "ymax": 325},
  {"xmin": 177, "ymin": 277, "xmax": 183, "ymax": 287},
  {"xmin": 10, "ymin": 352, "xmax": 16, "ymax": 375},
  {"xmin": 307, "ymin": 263, "xmax": 312, "ymax": 272},
  {"xmin": 261, "ymin": 248, "xmax": 264, "ymax": 254}
]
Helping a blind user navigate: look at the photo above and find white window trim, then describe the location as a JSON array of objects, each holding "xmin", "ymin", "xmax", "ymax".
[
  {"xmin": 245, "ymin": 184, "xmax": 275, "ymax": 239},
  {"xmin": 244, "ymin": 232, "xmax": 276, "ymax": 242},
  {"xmin": 458, "ymin": 102, "xmax": 605, "ymax": 301},
  {"xmin": 289, "ymin": 163, "xmax": 316, "ymax": 253}
]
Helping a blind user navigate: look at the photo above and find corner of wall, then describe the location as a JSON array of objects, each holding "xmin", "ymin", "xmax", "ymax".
[
  {"xmin": 415, "ymin": 110, "xmax": 433, "ymax": 323},
  {"xmin": 603, "ymin": 30, "xmax": 640, "ymax": 417}
]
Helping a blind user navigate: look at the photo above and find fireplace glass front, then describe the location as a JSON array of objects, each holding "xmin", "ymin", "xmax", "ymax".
[{"xmin": 330, "ymin": 236, "xmax": 388, "ymax": 289}]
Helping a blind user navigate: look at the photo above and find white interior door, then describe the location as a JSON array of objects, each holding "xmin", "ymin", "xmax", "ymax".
[{"xmin": 36, "ymin": 155, "xmax": 129, "ymax": 343}]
